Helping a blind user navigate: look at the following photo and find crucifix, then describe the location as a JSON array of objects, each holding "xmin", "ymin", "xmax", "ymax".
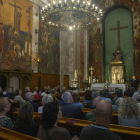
[
  {"xmin": 8, "ymin": 0, "xmax": 22, "ymax": 33},
  {"xmin": 110, "ymin": 21, "xmax": 128, "ymax": 50},
  {"xmin": 89, "ymin": 66, "xmax": 94, "ymax": 82}
]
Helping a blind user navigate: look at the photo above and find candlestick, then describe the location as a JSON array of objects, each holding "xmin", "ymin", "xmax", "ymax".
[{"xmin": 89, "ymin": 76, "xmax": 91, "ymax": 83}]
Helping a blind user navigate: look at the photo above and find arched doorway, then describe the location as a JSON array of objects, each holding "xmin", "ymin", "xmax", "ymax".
[
  {"xmin": 10, "ymin": 76, "xmax": 20, "ymax": 92},
  {"xmin": 22, "ymin": 76, "xmax": 30, "ymax": 93},
  {"xmin": 0, "ymin": 75, "xmax": 7, "ymax": 91}
]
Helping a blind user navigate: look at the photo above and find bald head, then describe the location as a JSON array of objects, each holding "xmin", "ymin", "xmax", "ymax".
[{"xmin": 96, "ymin": 100, "xmax": 113, "ymax": 119}]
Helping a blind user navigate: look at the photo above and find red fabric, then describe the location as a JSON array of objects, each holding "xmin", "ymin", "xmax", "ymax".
[{"xmin": 35, "ymin": 93, "xmax": 42, "ymax": 106}]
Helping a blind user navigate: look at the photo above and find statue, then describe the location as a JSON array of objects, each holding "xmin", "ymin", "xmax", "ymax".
[
  {"xmin": 74, "ymin": 70, "xmax": 78, "ymax": 81},
  {"xmin": 113, "ymin": 47, "xmax": 124, "ymax": 62}
]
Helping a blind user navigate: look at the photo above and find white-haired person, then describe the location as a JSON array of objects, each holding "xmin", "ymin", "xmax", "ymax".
[
  {"xmin": 26, "ymin": 92, "xmax": 38, "ymax": 112},
  {"xmin": 38, "ymin": 94, "xmax": 53, "ymax": 113},
  {"xmin": 0, "ymin": 97, "xmax": 14, "ymax": 129},
  {"xmin": 118, "ymin": 97, "xmax": 140, "ymax": 127},
  {"xmin": 24, "ymin": 86, "xmax": 30, "ymax": 97},
  {"xmin": 61, "ymin": 92, "xmax": 85, "ymax": 119}
]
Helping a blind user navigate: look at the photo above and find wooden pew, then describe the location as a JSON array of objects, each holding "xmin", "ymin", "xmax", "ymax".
[
  {"xmin": 0, "ymin": 126, "xmax": 41, "ymax": 140},
  {"xmin": 58, "ymin": 117, "xmax": 140, "ymax": 140}
]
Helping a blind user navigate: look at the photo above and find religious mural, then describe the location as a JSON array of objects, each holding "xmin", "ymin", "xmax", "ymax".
[
  {"xmin": 0, "ymin": 0, "xmax": 33, "ymax": 71},
  {"xmin": 89, "ymin": 0, "xmax": 140, "ymax": 82},
  {"xmin": 39, "ymin": 21, "xmax": 59, "ymax": 74}
]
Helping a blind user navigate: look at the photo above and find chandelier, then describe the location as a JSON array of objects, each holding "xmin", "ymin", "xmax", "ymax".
[{"xmin": 40, "ymin": 0, "xmax": 102, "ymax": 30}]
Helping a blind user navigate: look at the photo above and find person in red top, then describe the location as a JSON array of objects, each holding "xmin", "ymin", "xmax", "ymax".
[{"xmin": 35, "ymin": 89, "xmax": 42, "ymax": 106}]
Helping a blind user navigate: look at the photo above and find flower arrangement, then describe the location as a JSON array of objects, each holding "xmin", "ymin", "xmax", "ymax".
[
  {"xmin": 82, "ymin": 79, "xmax": 89, "ymax": 86},
  {"xmin": 103, "ymin": 81, "xmax": 110, "ymax": 90}
]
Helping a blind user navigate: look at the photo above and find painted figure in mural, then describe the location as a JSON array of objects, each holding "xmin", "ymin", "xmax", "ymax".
[
  {"xmin": 93, "ymin": 28, "xmax": 102, "ymax": 63},
  {"xmin": 3, "ymin": 50, "xmax": 17, "ymax": 68},
  {"xmin": 0, "ymin": 20, "xmax": 4, "ymax": 54},
  {"xmin": 105, "ymin": 0, "xmax": 114, "ymax": 8},
  {"xmin": 10, "ymin": 31, "xmax": 24, "ymax": 59},
  {"xmin": 4, "ymin": 23, "xmax": 13, "ymax": 53},
  {"xmin": 134, "ymin": 28, "xmax": 140, "ymax": 49},
  {"xmin": 26, "ymin": 5, "xmax": 33, "ymax": 35}
]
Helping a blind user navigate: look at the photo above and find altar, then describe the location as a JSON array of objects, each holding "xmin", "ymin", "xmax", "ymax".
[{"xmin": 91, "ymin": 83, "xmax": 128, "ymax": 93}]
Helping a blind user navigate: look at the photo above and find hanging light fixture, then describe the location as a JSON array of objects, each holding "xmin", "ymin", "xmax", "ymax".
[{"xmin": 40, "ymin": 0, "xmax": 103, "ymax": 30}]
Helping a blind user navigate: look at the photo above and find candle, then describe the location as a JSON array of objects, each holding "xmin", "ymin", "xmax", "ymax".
[{"xmin": 89, "ymin": 76, "xmax": 91, "ymax": 83}]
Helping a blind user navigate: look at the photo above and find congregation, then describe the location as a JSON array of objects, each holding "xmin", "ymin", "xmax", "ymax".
[{"xmin": 0, "ymin": 85, "xmax": 140, "ymax": 140}]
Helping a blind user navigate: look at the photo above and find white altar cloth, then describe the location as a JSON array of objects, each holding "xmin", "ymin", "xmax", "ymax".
[{"xmin": 91, "ymin": 83, "xmax": 128, "ymax": 93}]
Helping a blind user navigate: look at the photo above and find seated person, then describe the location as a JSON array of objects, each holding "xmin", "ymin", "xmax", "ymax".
[
  {"xmin": 86, "ymin": 97, "xmax": 102, "ymax": 121},
  {"xmin": 112, "ymin": 97, "xmax": 123, "ymax": 111},
  {"xmin": 0, "ymin": 87, "xmax": 6, "ymax": 97},
  {"xmin": 26, "ymin": 92, "xmax": 38, "ymax": 112},
  {"xmin": 80, "ymin": 100, "xmax": 122, "ymax": 140},
  {"xmin": 50, "ymin": 89, "xmax": 58, "ymax": 102},
  {"xmin": 72, "ymin": 93, "xmax": 84, "ymax": 108},
  {"xmin": 58, "ymin": 87, "xmax": 66, "ymax": 105},
  {"xmin": 38, "ymin": 94, "xmax": 53, "ymax": 113},
  {"xmin": 104, "ymin": 89, "xmax": 114, "ymax": 100},
  {"xmin": 41, "ymin": 88, "xmax": 47, "ymax": 97},
  {"xmin": 24, "ymin": 86, "xmax": 30, "ymax": 97},
  {"xmin": 100, "ymin": 90, "xmax": 112, "ymax": 104},
  {"xmin": 124, "ymin": 87, "xmax": 135, "ymax": 97},
  {"xmin": 118, "ymin": 97, "xmax": 140, "ymax": 127},
  {"xmin": 35, "ymin": 89, "xmax": 42, "ymax": 106},
  {"xmin": 61, "ymin": 92, "xmax": 85, "ymax": 119},
  {"xmin": 14, "ymin": 102, "xmax": 39, "ymax": 137},
  {"xmin": 83, "ymin": 90, "xmax": 92, "ymax": 103},
  {"xmin": 0, "ymin": 97, "xmax": 14, "ymax": 129},
  {"xmin": 5, "ymin": 87, "xmax": 15, "ymax": 103},
  {"xmin": 87, "ymin": 90, "xmax": 99, "ymax": 109},
  {"xmin": 112, "ymin": 89, "xmax": 123, "ymax": 105},
  {"xmin": 133, "ymin": 87, "xmax": 140, "ymax": 100},
  {"xmin": 14, "ymin": 89, "xmax": 26, "ymax": 106},
  {"xmin": 33, "ymin": 87, "xmax": 38, "ymax": 96},
  {"xmin": 37, "ymin": 102, "xmax": 72, "ymax": 140}
]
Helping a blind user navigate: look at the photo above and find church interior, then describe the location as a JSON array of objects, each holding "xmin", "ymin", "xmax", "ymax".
[{"xmin": 0, "ymin": 0, "xmax": 140, "ymax": 140}]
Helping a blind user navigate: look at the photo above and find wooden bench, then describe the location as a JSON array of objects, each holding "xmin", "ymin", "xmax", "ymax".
[
  {"xmin": 58, "ymin": 117, "xmax": 140, "ymax": 140},
  {"xmin": 13, "ymin": 109, "xmax": 119, "ymax": 125},
  {"xmin": 0, "ymin": 126, "xmax": 41, "ymax": 140}
]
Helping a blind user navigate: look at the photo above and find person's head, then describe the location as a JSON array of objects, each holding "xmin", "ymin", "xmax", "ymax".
[
  {"xmin": 100, "ymin": 90, "xmax": 108, "ymax": 98},
  {"xmin": 72, "ymin": 93, "xmax": 80, "ymax": 103},
  {"xmin": 8, "ymin": 88, "xmax": 12, "ymax": 93},
  {"xmin": 17, "ymin": 102, "xmax": 33, "ymax": 122},
  {"xmin": 15, "ymin": 89, "xmax": 22, "ymax": 96},
  {"xmin": 116, "ymin": 89, "xmax": 123, "ymax": 97},
  {"xmin": 92, "ymin": 97, "xmax": 102, "ymax": 109},
  {"xmin": 42, "ymin": 102, "xmax": 62, "ymax": 129},
  {"xmin": 118, "ymin": 97, "xmax": 140, "ymax": 119},
  {"xmin": 25, "ymin": 86, "xmax": 30, "ymax": 92},
  {"xmin": 34, "ymin": 87, "xmax": 38, "ymax": 92},
  {"xmin": 91, "ymin": 90, "xmax": 99, "ymax": 100},
  {"xmin": 115, "ymin": 97, "xmax": 123, "ymax": 105},
  {"xmin": 26, "ymin": 92, "xmax": 34, "ymax": 101},
  {"xmin": 50, "ymin": 89, "xmax": 55, "ymax": 94},
  {"xmin": 85, "ymin": 90, "xmax": 92, "ymax": 100},
  {"xmin": 95, "ymin": 100, "xmax": 113, "ymax": 127},
  {"xmin": 136, "ymin": 94, "xmax": 140, "ymax": 103},
  {"xmin": 137, "ymin": 87, "xmax": 140, "ymax": 93},
  {"xmin": 42, "ymin": 95, "xmax": 53, "ymax": 106},
  {"xmin": 37, "ymin": 89, "xmax": 42, "ymax": 95},
  {"xmin": 43, "ymin": 86, "xmax": 47, "ymax": 89},
  {"xmin": 0, "ymin": 97, "xmax": 11, "ymax": 114},
  {"xmin": 61, "ymin": 92, "xmax": 73, "ymax": 103},
  {"xmin": 62, "ymin": 87, "xmax": 66, "ymax": 92},
  {"xmin": 132, "ymin": 76, "xmax": 136, "ymax": 80}
]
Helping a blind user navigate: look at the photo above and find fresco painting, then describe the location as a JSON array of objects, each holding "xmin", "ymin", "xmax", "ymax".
[
  {"xmin": 39, "ymin": 22, "xmax": 59, "ymax": 74},
  {"xmin": 0, "ymin": 0, "xmax": 33, "ymax": 71}
]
